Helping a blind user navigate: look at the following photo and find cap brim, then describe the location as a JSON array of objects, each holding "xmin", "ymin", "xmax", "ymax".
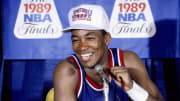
[{"xmin": 63, "ymin": 24, "xmax": 104, "ymax": 32}]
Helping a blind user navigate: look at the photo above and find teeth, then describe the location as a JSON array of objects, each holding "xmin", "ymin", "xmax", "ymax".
[
  {"xmin": 80, "ymin": 53, "xmax": 93, "ymax": 61},
  {"xmin": 81, "ymin": 53, "xmax": 92, "ymax": 57}
]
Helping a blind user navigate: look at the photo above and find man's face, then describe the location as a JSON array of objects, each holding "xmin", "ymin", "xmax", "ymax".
[{"xmin": 71, "ymin": 29, "xmax": 109, "ymax": 68}]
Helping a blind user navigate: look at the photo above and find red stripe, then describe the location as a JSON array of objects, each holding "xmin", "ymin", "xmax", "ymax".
[
  {"xmin": 67, "ymin": 56, "xmax": 81, "ymax": 96},
  {"xmin": 85, "ymin": 74, "xmax": 103, "ymax": 89},
  {"xmin": 85, "ymin": 50, "xmax": 113, "ymax": 89},
  {"xmin": 108, "ymin": 49, "xmax": 113, "ymax": 68},
  {"xmin": 119, "ymin": 49, "xmax": 125, "ymax": 66}
]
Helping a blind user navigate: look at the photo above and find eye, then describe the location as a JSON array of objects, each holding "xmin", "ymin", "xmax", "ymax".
[
  {"xmin": 72, "ymin": 39, "xmax": 80, "ymax": 43},
  {"xmin": 86, "ymin": 37, "xmax": 96, "ymax": 41}
]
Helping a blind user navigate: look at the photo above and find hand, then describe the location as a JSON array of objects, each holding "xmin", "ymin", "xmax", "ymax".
[{"xmin": 110, "ymin": 66, "xmax": 133, "ymax": 91}]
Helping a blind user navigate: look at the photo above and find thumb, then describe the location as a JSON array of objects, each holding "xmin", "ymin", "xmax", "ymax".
[{"xmin": 114, "ymin": 79, "xmax": 122, "ymax": 87}]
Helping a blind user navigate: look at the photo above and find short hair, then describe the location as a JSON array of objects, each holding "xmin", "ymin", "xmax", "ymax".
[
  {"xmin": 101, "ymin": 30, "xmax": 107, "ymax": 36},
  {"xmin": 71, "ymin": 29, "xmax": 107, "ymax": 36}
]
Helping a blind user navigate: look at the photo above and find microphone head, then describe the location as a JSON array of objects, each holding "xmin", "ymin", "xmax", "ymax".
[
  {"xmin": 95, "ymin": 64, "xmax": 103, "ymax": 73},
  {"xmin": 95, "ymin": 64, "xmax": 110, "ymax": 85}
]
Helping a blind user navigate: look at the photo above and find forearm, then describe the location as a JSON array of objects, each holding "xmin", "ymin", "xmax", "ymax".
[
  {"xmin": 146, "ymin": 94, "xmax": 165, "ymax": 101},
  {"xmin": 126, "ymin": 81, "xmax": 164, "ymax": 101}
]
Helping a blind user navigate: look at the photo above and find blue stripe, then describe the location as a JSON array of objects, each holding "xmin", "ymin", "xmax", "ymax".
[
  {"xmin": 72, "ymin": 54, "xmax": 85, "ymax": 76},
  {"xmin": 111, "ymin": 48, "xmax": 119, "ymax": 66}
]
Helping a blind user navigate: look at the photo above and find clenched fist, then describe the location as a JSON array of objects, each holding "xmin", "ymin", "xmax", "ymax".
[{"xmin": 110, "ymin": 66, "xmax": 133, "ymax": 91}]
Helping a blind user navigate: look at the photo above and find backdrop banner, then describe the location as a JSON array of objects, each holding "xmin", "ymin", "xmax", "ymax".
[{"xmin": 2, "ymin": 0, "xmax": 180, "ymax": 59}]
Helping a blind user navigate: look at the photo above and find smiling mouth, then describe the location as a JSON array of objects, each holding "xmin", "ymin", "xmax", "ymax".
[{"xmin": 80, "ymin": 52, "xmax": 93, "ymax": 61}]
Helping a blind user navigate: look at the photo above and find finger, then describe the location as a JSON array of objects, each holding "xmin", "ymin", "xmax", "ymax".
[
  {"xmin": 111, "ymin": 66, "xmax": 127, "ymax": 72},
  {"xmin": 113, "ymin": 66, "xmax": 126, "ymax": 69},
  {"xmin": 110, "ymin": 71, "xmax": 124, "ymax": 81},
  {"xmin": 114, "ymin": 79, "xmax": 122, "ymax": 87},
  {"xmin": 111, "ymin": 70, "xmax": 131, "ymax": 84},
  {"xmin": 116, "ymin": 73, "xmax": 123, "ymax": 81},
  {"xmin": 110, "ymin": 68, "xmax": 128, "ymax": 76}
]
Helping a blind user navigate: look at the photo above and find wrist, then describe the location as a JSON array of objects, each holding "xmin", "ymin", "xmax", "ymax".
[
  {"xmin": 126, "ymin": 80, "xmax": 149, "ymax": 101},
  {"xmin": 124, "ymin": 80, "xmax": 133, "ymax": 91}
]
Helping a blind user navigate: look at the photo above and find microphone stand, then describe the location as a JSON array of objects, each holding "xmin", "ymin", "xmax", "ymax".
[{"xmin": 103, "ymin": 77, "xmax": 109, "ymax": 101}]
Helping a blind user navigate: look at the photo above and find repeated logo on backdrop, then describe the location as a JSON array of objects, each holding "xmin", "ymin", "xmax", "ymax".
[
  {"xmin": 14, "ymin": 0, "xmax": 63, "ymax": 39},
  {"xmin": 110, "ymin": 0, "xmax": 156, "ymax": 38}
]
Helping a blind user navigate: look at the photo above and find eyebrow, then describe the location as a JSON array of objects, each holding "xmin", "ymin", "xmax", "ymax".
[
  {"xmin": 71, "ymin": 31, "xmax": 96, "ymax": 38},
  {"xmin": 85, "ymin": 32, "xmax": 96, "ymax": 36}
]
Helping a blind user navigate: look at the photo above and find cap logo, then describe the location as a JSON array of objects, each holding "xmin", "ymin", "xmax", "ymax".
[{"xmin": 72, "ymin": 8, "xmax": 92, "ymax": 21}]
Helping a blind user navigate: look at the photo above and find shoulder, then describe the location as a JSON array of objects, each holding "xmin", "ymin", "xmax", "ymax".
[
  {"xmin": 53, "ymin": 60, "xmax": 79, "ymax": 100},
  {"xmin": 54, "ymin": 60, "xmax": 78, "ymax": 78},
  {"xmin": 122, "ymin": 50, "xmax": 149, "ymax": 79},
  {"xmin": 123, "ymin": 50, "xmax": 139, "ymax": 59},
  {"xmin": 53, "ymin": 60, "xmax": 79, "ymax": 92},
  {"xmin": 122, "ymin": 50, "xmax": 143, "ymax": 68},
  {"xmin": 122, "ymin": 50, "xmax": 149, "ymax": 83},
  {"xmin": 53, "ymin": 59, "xmax": 79, "ymax": 86}
]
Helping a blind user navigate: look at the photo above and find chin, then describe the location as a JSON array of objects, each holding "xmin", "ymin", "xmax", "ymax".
[{"xmin": 81, "ymin": 62, "xmax": 96, "ymax": 69}]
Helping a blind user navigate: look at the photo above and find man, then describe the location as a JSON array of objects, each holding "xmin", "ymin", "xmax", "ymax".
[{"xmin": 53, "ymin": 4, "xmax": 164, "ymax": 101}]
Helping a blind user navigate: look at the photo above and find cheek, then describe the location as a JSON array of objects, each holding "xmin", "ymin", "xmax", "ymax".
[
  {"xmin": 92, "ymin": 39, "xmax": 105, "ymax": 48},
  {"xmin": 72, "ymin": 44, "xmax": 79, "ymax": 52},
  {"xmin": 95, "ymin": 43, "xmax": 106, "ymax": 55}
]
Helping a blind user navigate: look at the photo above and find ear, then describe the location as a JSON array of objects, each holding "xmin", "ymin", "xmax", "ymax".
[{"xmin": 104, "ymin": 32, "xmax": 111, "ymax": 46}]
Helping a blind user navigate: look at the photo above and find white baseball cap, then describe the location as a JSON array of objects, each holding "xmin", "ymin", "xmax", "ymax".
[{"xmin": 63, "ymin": 4, "xmax": 110, "ymax": 32}]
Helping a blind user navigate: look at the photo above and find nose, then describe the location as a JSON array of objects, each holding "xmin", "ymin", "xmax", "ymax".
[{"xmin": 79, "ymin": 41, "xmax": 88, "ymax": 51}]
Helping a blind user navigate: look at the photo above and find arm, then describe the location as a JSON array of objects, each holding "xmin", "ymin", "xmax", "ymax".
[
  {"xmin": 53, "ymin": 60, "xmax": 78, "ymax": 101},
  {"xmin": 110, "ymin": 51, "xmax": 164, "ymax": 101}
]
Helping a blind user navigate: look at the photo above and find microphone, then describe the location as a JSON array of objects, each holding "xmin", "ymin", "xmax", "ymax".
[
  {"xmin": 95, "ymin": 65, "xmax": 121, "ymax": 101},
  {"xmin": 95, "ymin": 64, "xmax": 110, "ymax": 101},
  {"xmin": 95, "ymin": 65, "xmax": 110, "ymax": 85}
]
